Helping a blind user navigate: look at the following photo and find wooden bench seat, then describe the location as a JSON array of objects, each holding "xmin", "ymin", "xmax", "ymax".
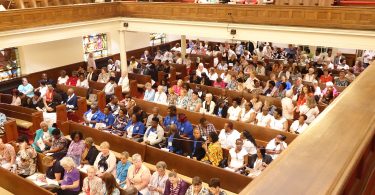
[
  {"xmin": 60, "ymin": 121, "xmax": 245, "ymax": 194},
  {"xmin": 1, "ymin": 119, "xmax": 18, "ymax": 143},
  {"xmin": 14, "ymin": 118, "xmax": 33, "ymax": 129},
  {"xmin": 133, "ymin": 98, "xmax": 297, "ymax": 144},
  {"xmin": 0, "ymin": 103, "xmax": 43, "ymax": 135}
]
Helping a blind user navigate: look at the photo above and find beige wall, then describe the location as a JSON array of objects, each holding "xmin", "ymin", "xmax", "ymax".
[
  {"xmin": 19, "ymin": 37, "xmax": 83, "ymax": 74},
  {"xmin": 124, "ymin": 31, "xmax": 150, "ymax": 51}
]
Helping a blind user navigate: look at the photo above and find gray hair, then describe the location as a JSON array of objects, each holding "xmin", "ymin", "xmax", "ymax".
[
  {"xmin": 60, "ymin": 157, "xmax": 76, "ymax": 168},
  {"xmin": 132, "ymin": 153, "xmax": 142, "ymax": 163},
  {"xmin": 155, "ymin": 161, "xmax": 167, "ymax": 170}
]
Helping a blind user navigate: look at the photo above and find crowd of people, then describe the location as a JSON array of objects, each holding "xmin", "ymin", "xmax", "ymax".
[
  {"xmin": 0, "ymin": 124, "xmax": 229, "ymax": 195},
  {"xmin": 0, "ymin": 39, "xmax": 373, "ymax": 194}
]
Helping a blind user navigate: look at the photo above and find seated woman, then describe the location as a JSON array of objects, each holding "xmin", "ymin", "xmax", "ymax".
[
  {"xmin": 42, "ymin": 84, "xmax": 63, "ymax": 113},
  {"xmin": 208, "ymin": 178, "xmax": 226, "ymax": 195},
  {"xmin": 57, "ymin": 70, "xmax": 69, "ymax": 85},
  {"xmin": 148, "ymin": 161, "xmax": 168, "ymax": 195},
  {"xmin": 32, "ymin": 121, "xmax": 54, "ymax": 153},
  {"xmin": 143, "ymin": 82, "xmax": 155, "ymax": 102},
  {"xmin": 98, "ymin": 67, "xmax": 110, "ymax": 83},
  {"xmin": 43, "ymin": 128, "xmax": 68, "ymax": 160},
  {"xmin": 76, "ymin": 74, "xmax": 89, "ymax": 88},
  {"xmin": 299, "ymin": 96, "xmax": 320, "ymax": 125},
  {"xmin": 106, "ymin": 95, "xmax": 120, "ymax": 116},
  {"xmin": 11, "ymin": 89, "xmax": 22, "ymax": 106},
  {"xmin": 164, "ymin": 170, "xmax": 189, "ymax": 195},
  {"xmin": 118, "ymin": 71, "xmax": 130, "ymax": 94},
  {"xmin": 126, "ymin": 154, "xmax": 151, "ymax": 195},
  {"xmin": 39, "ymin": 155, "xmax": 64, "ymax": 182},
  {"xmin": 58, "ymin": 157, "xmax": 80, "ymax": 195},
  {"xmin": 176, "ymin": 88, "xmax": 189, "ymax": 109},
  {"xmin": 15, "ymin": 135, "xmax": 37, "ymax": 177},
  {"xmin": 167, "ymin": 87, "xmax": 178, "ymax": 106},
  {"xmin": 268, "ymin": 108, "xmax": 288, "ymax": 132},
  {"xmin": 187, "ymin": 91, "xmax": 202, "ymax": 112},
  {"xmin": 124, "ymin": 114, "xmax": 145, "ymax": 142},
  {"xmin": 99, "ymin": 106, "xmax": 115, "ymax": 130},
  {"xmin": 266, "ymin": 134, "xmax": 288, "ymax": 160},
  {"xmin": 102, "ymin": 172, "xmax": 120, "ymax": 195},
  {"xmin": 240, "ymin": 131, "xmax": 258, "ymax": 160},
  {"xmin": 246, "ymin": 147, "xmax": 273, "ymax": 178},
  {"xmin": 66, "ymin": 71, "xmax": 79, "ymax": 87},
  {"xmin": 225, "ymin": 139, "xmax": 248, "ymax": 173},
  {"xmin": 190, "ymin": 128, "xmax": 206, "ymax": 161},
  {"xmin": 143, "ymin": 117, "xmax": 164, "ymax": 147},
  {"xmin": 18, "ymin": 77, "xmax": 34, "ymax": 98},
  {"xmin": 26, "ymin": 91, "xmax": 44, "ymax": 110},
  {"xmin": 119, "ymin": 94, "xmax": 136, "ymax": 111},
  {"xmin": 116, "ymin": 151, "xmax": 132, "ymax": 189},
  {"xmin": 66, "ymin": 131, "xmax": 85, "ymax": 166},
  {"xmin": 201, "ymin": 93, "xmax": 216, "ymax": 115},
  {"xmin": 82, "ymin": 166, "xmax": 103, "ymax": 195},
  {"xmin": 94, "ymin": 141, "xmax": 117, "ymax": 177},
  {"xmin": 165, "ymin": 124, "xmax": 183, "ymax": 155},
  {"xmin": 109, "ymin": 108, "xmax": 128, "ymax": 136},
  {"xmin": 80, "ymin": 137, "xmax": 99, "ymax": 166},
  {"xmin": 290, "ymin": 114, "xmax": 309, "ymax": 134},
  {"xmin": 103, "ymin": 77, "xmax": 118, "ymax": 99},
  {"xmin": 201, "ymin": 132, "xmax": 223, "ymax": 167},
  {"xmin": 185, "ymin": 176, "xmax": 209, "ymax": 195},
  {"xmin": 83, "ymin": 104, "xmax": 105, "ymax": 128}
]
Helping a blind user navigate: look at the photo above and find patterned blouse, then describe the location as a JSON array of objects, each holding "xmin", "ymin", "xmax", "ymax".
[
  {"xmin": 67, "ymin": 140, "xmax": 86, "ymax": 165},
  {"xmin": 111, "ymin": 116, "xmax": 128, "ymax": 133},
  {"xmin": 16, "ymin": 146, "xmax": 37, "ymax": 176},
  {"xmin": 226, "ymin": 80, "xmax": 238, "ymax": 91},
  {"xmin": 167, "ymin": 94, "xmax": 178, "ymax": 106},
  {"xmin": 201, "ymin": 141, "xmax": 223, "ymax": 167},
  {"xmin": 82, "ymin": 176, "xmax": 103, "ymax": 195},
  {"xmin": 176, "ymin": 95, "xmax": 189, "ymax": 109},
  {"xmin": 187, "ymin": 98, "xmax": 202, "ymax": 112},
  {"xmin": 185, "ymin": 186, "xmax": 210, "ymax": 195}
]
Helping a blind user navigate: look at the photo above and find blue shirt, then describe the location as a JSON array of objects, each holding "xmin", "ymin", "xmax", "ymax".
[
  {"xmin": 144, "ymin": 89, "xmax": 155, "ymax": 102},
  {"xmin": 102, "ymin": 113, "xmax": 115, "ymax": 127},
  {"xmin": 163, "ymin": 115, "xmax": 177, "ymax": 128},
  {"xmin": 18, "ymin": 84, "xmax": 34, "ymax": 98},
  {"xmin": 116, "ymin": 161, "xmax": 131, "ymax": 188},
  {"xmin": 84, "ymin": 110, "xmax": 105, "ymax": 128},
  {"xmin": 177, "ymin": 121, "xmax": 193, "ymax": 139},
  {"xmin": 124, "ymin": 120, "xmax": 145, "ymax": 136},
  {"xmin": 167, "ymin": 134, "xmax": 175, "ymax": 152}
]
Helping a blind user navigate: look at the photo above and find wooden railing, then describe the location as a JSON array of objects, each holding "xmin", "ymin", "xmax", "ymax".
[
  {"xmin": 0, "ymin": 2, "xmax": 375, "ymax": 32},
  {"xmin": 239, "ymin": 61, "xmax": 375, "ymax": 195}
]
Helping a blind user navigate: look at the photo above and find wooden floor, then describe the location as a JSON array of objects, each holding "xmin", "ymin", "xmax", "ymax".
[{"xmin": 0, "ymin": 187, "xmax": 13, "ymax": 195}]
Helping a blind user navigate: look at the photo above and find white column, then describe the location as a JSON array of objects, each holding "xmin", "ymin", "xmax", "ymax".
[
  {"xmin": 181, "ymin": 35, "xmax": 186, "ymax": 59},
  {"xmin": 119, "ymin": 29, "xmax": 128, "ymax": 75}
]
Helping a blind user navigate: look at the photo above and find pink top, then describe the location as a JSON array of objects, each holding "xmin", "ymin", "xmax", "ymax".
[
  {"xmin": 213, "ymin": 81, "xmax": 226, "ymax": 89},
  {"xmin": 172, "ymin": 85, "xmax": 182, "ymax": 96}
]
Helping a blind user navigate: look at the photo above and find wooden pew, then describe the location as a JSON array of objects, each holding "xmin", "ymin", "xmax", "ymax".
[
  {"xmin": 1, "ymin": 119, "xmax": 18, "ymax": 143},
  {"xmin": 128, "ymin": 73, "xmax": 151, "ymax": 89},
  {"xmin": 171, "ymin": 63, "xmax": 187, "ymax": 79},
  {"xmin": 55, "ymin": 104, "xmax": 68, "ymax": 129},
  {"xmin": 61, "ymin": 121, "xmax": 241, "ymax": 194},
  {"xmin": 145, "ymin": 146, "xmax": 251, "ymax": 194},
  {"xmin": 56, "ymin": 84, "xmax": 89, "ymax": 122},
  {"xmin": 132, "ymin": 98, "xmax": 297, "ymax": 144},
  {"xmin": 0, "ymin": 166, "xmax": 53, "ymax": 195},
  {"xmin": 0, "ymin": 103, "xmax": 43, "ymax": 136},
  {"xmin": 60, "ymin": 121, "xmax": 146, "ymax": 158},
  {"xmin": 0, "ymin": 93, "xmax": 12, "ymax": 104}
]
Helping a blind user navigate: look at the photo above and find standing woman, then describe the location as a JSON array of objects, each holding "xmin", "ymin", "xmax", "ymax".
[
  {"xmin": 66, "ymin": 131, "xmax": 86, "ymax": 166},
  {"xmin": 58, "ymin": 157, "xmax": 80, "ymax": 195},
  {"xmin": 163, "ymin": 170, "xmax": 189, "ymax": 195},
  {"xmin": 87, "ymin": 53, "xmax": 96, "ymax": 71}
]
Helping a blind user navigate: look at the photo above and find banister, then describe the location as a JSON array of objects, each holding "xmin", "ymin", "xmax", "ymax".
[
  {"xmin": 0, "ymin": 2, "xmax": 375, "ymax": 32},
  {"xmin": 239, "ymin": 61, "xmax": 375, "ymax": 194}
]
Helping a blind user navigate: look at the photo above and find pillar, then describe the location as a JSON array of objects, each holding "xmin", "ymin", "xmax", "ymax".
[
  {"xmin": 119, "ymin": 29, "xmax": 128, "ymax": 75},
  {"xmin": 181, "ymin": 35, "xmax": 187, "ymax": 59}
]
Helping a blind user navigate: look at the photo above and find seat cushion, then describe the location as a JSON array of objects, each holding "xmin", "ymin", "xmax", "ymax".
[{"xmin": 15, "ymin": 119, "xmax": 33, "ymax": 129}]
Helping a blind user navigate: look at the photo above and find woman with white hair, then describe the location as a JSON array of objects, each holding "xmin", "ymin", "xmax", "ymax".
[
  {"xmin": 82, "ymin": 166, "xmax": 103, "ymax": 195},
  {"xmin": 196, "ymin": 63, "xmax": 208, "ymax": 77},
  {"xmin": 201, "ymin": 93, "xmax": 216, "ymax": 115},
  {"xmin": 93, "ymin": 141, "xmax": 117, "ymax": 177},
  {"xmin": 58, "ymin": 157, "xmax": 80, "ymax": 195},
  {"xmin": 108, "ymin": 60, "xmax": 121, "ymax": 72},
  {"xmin": 126, "ymin": 154, "xmax": 151, "ymax": 195}
]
